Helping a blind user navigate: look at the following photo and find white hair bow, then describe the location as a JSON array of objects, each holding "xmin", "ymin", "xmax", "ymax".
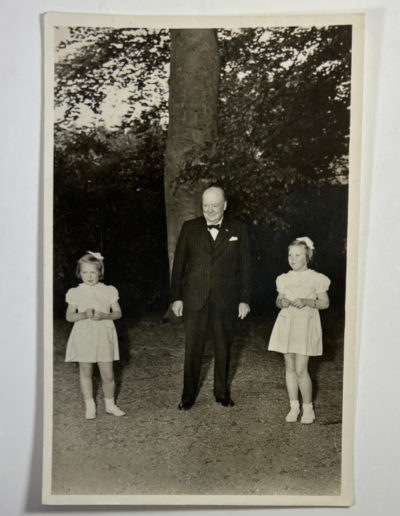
[
  {"xmin": 87, "ymin": 251, "xmax": 104, "ymax": 261},
  {"xmin": 296, "ymin": 237, "xmax": 314, "ymax": 250}
]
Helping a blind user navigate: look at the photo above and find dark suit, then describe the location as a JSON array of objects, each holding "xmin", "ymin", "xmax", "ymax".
[{"xmin": 171, "ymin": 214, "xmax": 251, "ymax": 403}]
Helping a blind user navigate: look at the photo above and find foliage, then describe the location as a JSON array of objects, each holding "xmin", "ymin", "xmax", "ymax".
[
  {"xmin": 55, "ymin": 27, "xmax": 170, "ymax": 129},
  {"xmin": 53, "ymin": 119, "xmax": 169, "ymax": 315},
  {"xmin": 54, "ymin": 25, "xmax": 352, "ymax": 313},
  {"xmin": 181, "ymin": 26, "xmax": 351, "ymax": 228}
]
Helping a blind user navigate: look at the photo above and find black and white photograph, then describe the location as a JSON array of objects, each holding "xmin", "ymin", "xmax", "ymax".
[
  {"xmin": 4, "ymin": 1, "xmax": 400, "ymax": 515},
  {"xmin": 41, "ymin": 12, "xmax": 363, "ymax": 505}
]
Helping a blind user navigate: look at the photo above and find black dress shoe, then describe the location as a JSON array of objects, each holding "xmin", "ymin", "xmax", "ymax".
[
  {"xmin": 178, "ymin": 401, "xmax": 194, "ymax": 410},
  {"xmin": 215, "ymin": 397, "xmax": 235, "ymax": 407}
]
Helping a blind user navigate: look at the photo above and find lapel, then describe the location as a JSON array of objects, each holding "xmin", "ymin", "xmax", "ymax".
[
  {"xmin": 213, "ymin": 216, "xmax": 231, "ymax": 252},
  {"xmin": 199, "ymin": 217, "xmax": 213, "ymax": 252}
]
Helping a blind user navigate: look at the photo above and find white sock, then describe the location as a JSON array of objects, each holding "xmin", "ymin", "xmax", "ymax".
[
  {"xmin": 84, "ymin": 398, "xmax": 96, "ymax": 419},
  {"xmin": 104, "ymin": 398, "xmax": 116, "ymax": 409}
]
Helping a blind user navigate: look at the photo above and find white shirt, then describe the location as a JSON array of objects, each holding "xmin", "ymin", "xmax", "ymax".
[{"xmin": 207, "ymin": 217, "xmax": 223, "ymax": 241}]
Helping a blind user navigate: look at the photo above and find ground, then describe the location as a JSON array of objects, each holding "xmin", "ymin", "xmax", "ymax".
[{"xmin": 51, "ymin": 312, "xmax": 343, "ymax": 496}]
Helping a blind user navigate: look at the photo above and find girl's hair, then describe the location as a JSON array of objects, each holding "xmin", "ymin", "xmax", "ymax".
[
  {"xmin": 75, "ymin": 253, "xmax": 104, "ymax": 279},
  {"xmin": 289, "ymin": 239, "xmax": 314, "ymax": 263}
]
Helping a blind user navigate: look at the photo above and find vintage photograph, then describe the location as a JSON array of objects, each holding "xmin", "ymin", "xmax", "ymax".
[{"xmin": 43, "ymin": 12, "xmax": 363, "ymax": 505}]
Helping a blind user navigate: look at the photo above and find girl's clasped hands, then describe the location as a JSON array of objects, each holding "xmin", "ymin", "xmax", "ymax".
[
  {"xmin": 281, "ymin": 298, "xmax": 309, "ymax": 309},
  {"xmin": 85, "ymin": 308, "xmax": 108, "ymax": 320}
]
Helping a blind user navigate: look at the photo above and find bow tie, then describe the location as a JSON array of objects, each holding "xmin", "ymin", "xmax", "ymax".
[{"xmin": 207, "ymin": 224, "xmax": 221, "ymax": 230}]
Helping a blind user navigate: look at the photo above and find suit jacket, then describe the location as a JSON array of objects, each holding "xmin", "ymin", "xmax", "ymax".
[{"xmin": 171, "ymin": 214, "xmax": 252, "ymax": 311}]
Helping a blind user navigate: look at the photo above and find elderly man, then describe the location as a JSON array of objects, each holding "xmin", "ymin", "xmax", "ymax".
[{"xmin": 171, "ymin": 185, "xmax": 251, "ymax": 410}]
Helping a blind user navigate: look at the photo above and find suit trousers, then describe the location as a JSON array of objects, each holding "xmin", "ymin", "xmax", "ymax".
[{"xmin": 182, "ymin": 296, "xmax": 235, "ymax": 403}]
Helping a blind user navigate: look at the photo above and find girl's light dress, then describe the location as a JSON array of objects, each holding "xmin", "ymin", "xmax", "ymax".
[
  {"xmin": 268, "ymin": 269, "xmax": 330, "ymax": 356},
  {"xmin": 65, "ymin": 282, "xmax": 120, "ymax": 363}
]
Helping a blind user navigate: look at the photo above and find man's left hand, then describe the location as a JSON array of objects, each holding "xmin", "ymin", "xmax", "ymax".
[{"xmin": 238, "ymin": 303, "xmax": 250, "ymax": 319}]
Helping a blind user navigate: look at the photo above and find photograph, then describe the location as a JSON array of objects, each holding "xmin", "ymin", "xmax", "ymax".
[{"xmin": 42, "ymin": 11, "xmax": 363, "ymax": 505}]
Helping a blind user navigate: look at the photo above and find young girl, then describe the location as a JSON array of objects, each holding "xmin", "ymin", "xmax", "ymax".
[
  {"xmin": 65, "ymin": 251, "xmax": 125, "ymax": 419},
  {"xmin": 268, "ymin": 237, "xmax": 330, "ymax": 424}
]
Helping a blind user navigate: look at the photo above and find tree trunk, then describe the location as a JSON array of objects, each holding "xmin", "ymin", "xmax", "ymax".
[{"xmin": 164, "ymin": 29, "xmax": 220, "ymax": 276}]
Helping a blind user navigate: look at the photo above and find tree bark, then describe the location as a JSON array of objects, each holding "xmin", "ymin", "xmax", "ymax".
[{"xmin": 164, "ymin": 29, "xmax": 220, "ymax": 276}]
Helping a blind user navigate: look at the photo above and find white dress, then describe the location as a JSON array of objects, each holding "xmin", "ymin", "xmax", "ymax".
[
  {"xmin": 65, "ymin": 282, "xmax": 120, "ymax": 363},
  {"xmin": 268, "ymin": 269, "xmax": 330, "ymax": 356}
]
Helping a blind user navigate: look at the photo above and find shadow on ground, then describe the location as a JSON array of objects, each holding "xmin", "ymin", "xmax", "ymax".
[{"xmin": 51, "ymin": 312, "xmax": 343, "ymax": 496}]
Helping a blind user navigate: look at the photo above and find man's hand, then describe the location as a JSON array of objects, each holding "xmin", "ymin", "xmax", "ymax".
[
  {"xmin": 172, "ymin": 300, "xmax": 183, "ymax": 317},
  {"xmin": 238, "ymin": 302, "xmax": 250, "ymax": 319}
]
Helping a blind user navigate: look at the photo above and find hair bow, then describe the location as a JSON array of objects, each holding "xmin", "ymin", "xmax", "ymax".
[
  {"xmin": 296, "ymin": 237, "xmax": 314, "ymax": 250},
  {"xmin": 87, "ymin": 251, "xmax": 104, "ymax": 261}
]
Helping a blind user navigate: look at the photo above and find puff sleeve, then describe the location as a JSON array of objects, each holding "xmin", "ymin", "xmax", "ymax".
[
  {"xmin": 65, "ymin": 288, "xmax": 78, "ymax": 305},
  {"xmin": 314, "ymin": 273, "xmax": 331, "ymax": 294},
  {"xmin": 276, "ymin": 274, "xmax": 287, "ymax": 294},
  {"xmin": 107, "ymin": 285, "xmax": 119, "ymax": 304}
]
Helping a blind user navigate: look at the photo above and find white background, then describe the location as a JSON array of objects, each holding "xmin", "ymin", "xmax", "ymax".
[{"xmin": 1, "ymin": 0, "xmax": 399, "ymax": 514}]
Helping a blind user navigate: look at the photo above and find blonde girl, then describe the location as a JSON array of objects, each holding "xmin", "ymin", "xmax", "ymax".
[
  {"xmin": 268, "ymin": 237, "xmax": 330, "ymax": 424},
  {"xmin": 65, "ymin": 251, "xmax": 125, "ymax": 419}
]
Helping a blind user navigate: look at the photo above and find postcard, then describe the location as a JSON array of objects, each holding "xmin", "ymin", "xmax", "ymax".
[{"xmin": 42, "ymin": 11, "xmax": 364, "ymax": 506}]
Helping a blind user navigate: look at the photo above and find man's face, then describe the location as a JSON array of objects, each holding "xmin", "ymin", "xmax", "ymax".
[{"xmin": 202, "ymin": 188, "xmax": 227, "ymax": 224}]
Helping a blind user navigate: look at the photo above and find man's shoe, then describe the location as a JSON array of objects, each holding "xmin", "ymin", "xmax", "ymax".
[
  {"xmin": 215, "ymin": 397, "xmax": 235, "ymax": 407},
  {"xmin": 178, "ymin": 401, "xmax": 194, "ymax": 410}
]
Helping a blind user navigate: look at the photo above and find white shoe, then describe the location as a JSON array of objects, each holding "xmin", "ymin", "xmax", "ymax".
[
  {"xmin": 105, "ymin": 404, "xmax": 126, "ymax": 417},
  {"xmin": 301, "ymin": 404, "xmax": 315, "ymax": 424},
  {"xmin": 285, "ymin": 406, "xmax": 300, "ymax": 422},
  {"xmin": 285, "ymin": 400, "xmax": 300, "ymax": 422}
]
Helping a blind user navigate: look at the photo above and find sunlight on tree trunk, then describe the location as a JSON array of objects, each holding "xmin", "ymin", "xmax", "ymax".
[{"xmin": 164, "ymin": 29, "xmax": 220, "ymax": 275}]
